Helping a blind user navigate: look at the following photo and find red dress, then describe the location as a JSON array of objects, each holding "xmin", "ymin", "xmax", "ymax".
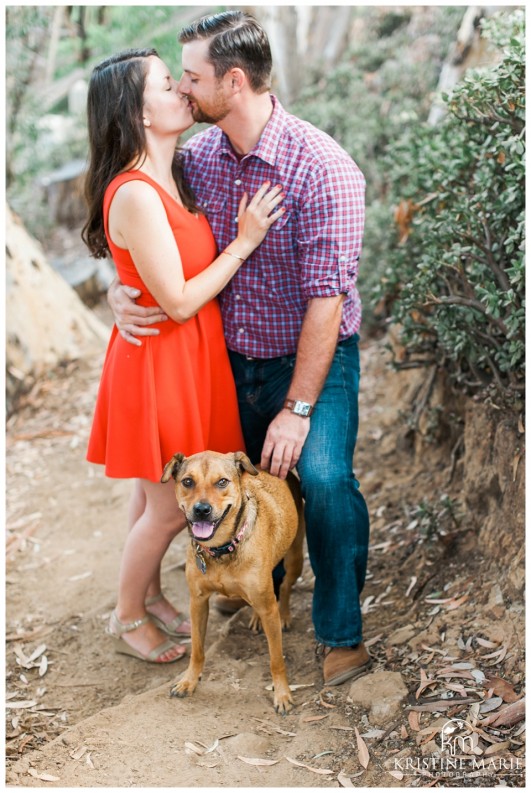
[{"xmin": 87, "ymin": 171, "xmax": 245, "ymax": 482}]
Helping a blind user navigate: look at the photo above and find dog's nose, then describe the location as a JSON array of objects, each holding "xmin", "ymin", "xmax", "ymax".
[{"xmin": 193, "ymin": 501, "xmax": 212, "ymax": 519}]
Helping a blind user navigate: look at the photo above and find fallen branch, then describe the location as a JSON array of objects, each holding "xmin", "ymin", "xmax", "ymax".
[{"xmin": 480, "ymin": 698, "xmax": 525, "ymax": 728}]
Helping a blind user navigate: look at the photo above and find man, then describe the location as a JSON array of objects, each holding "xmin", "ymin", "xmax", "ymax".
[{"xmin": 109, "ymin": 10, "xmax": 371, "ymax": 686}]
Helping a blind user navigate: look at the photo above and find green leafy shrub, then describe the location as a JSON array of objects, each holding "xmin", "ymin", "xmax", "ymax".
[{"xmin": 379, "ymin": 10, "xmax": 525, "ymax": 403}]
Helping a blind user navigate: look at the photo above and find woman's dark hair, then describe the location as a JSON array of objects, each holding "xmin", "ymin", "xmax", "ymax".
[
  {"xmin": 179, "ymin": 11, "xmax": 272, "ymax": 94},
  {"xmin": 82, "ymin": 48, "xmax": 199, "ymax": 259}
]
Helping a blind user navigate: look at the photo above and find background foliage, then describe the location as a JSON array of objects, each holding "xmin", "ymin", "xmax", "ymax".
[
  {"xmin": 6, "ymin": 5, "xmax": 194, "ymax": 228},
  {"xmin": 378, "ymin": 10, "xmax": 525, "ymax": 403}
]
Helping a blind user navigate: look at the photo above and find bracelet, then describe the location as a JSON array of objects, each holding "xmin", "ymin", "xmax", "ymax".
[{"xmin": 223, "ymin": 249, "xmax": 246, "ymax": 262}]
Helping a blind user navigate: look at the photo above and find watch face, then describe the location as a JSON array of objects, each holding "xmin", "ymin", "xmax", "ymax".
[{"xmin": 294, "ymin": 401, "xmax": 311, "ymax": 416}]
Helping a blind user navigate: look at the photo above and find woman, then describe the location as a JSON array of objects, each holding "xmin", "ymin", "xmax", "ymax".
[{"xmin": 82, "ymin": 48, "xmax": 284, "ymax": 663}]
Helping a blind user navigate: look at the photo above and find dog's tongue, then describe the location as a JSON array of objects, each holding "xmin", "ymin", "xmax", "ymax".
[{"xmin": 192, "ymin": 521, "xmax": 214, "ymax": 539}]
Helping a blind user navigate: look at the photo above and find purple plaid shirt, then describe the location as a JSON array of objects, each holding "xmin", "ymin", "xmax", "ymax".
[{"xmin": 184, "ymin": 95, "xmax": 365, "ymax": 358}]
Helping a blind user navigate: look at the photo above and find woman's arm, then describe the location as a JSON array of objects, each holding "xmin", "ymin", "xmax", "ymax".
[{"xmin": 109, "ymin": 180, "xmax": 283, "ymax": 324}]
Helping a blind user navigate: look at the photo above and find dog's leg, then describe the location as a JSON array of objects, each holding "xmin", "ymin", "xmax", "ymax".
[
  {"xmin": 170, "ymin": 594, "xmax": 209, "ymax": 699},
  {"xmin": 253, "ymin": 596, "xmax": 293, "ymax": 714},
  {"xmin": 248, "ymin": 609, "xmax": 262, "ymax": 633},
  {"xmin": 278, "ymin": 516, "xmax": 305, "ymax": 629}
]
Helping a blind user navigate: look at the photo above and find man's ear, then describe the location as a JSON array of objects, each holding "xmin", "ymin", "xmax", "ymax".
[
  {"xmin": 233, "ymin": 451, "xmax": 259, "ymax": 476},
  {"xmin": 228, "ymin": 67, "xmax": 245, "ymax": 92},
  {"xmin": 161, "ymin": 453, "xmax": 186, "ymax": 483}
]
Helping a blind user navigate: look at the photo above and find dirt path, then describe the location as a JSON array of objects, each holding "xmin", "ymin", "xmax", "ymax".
[{"xmin": 5, "ymin": 326, "xmax": 525, "ymax": 788}]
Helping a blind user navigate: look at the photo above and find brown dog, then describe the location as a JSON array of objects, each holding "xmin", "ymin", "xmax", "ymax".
[{"xmin": 161, "ymin": 450, "xmax": 305, "ymax": 713}]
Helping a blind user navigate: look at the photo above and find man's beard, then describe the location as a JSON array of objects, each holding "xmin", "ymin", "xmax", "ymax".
[{"xmin": 190, "ymin": 92, "xmax": 230, "ymax": 125}]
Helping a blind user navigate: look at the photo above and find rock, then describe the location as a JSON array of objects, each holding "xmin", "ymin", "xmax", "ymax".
[
  {"xmin": 420, "ymin": 739, "xmax": 439, "ymax": 756},
  {"xmin": 387, "ymin": 625, "xmax": 417, "ymax": 646},
  {"xmin": 39, "ymin": 159, "xmax": 87, "ymax": 227},
  {"xmin": 408, "ymin": 626, "xmax": 440, "ymax": 650},
  {"xmin": 221, "ymin": 732, "xmax": 273, "ymax": 756},
  {"xmin": 6, "ymin": 206, "xmax": 108, "ymax": 414},
  {"xmin": 349, "ymin": 671, "xmax": 409, "ymax": 727},
  {"xmin": 486, "ymin": 584, "xmax": 505, "ymax": 619}
]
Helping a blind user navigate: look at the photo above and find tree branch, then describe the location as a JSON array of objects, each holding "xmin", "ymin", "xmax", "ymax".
[{"xmin": 423, "ymin": 294, "xmax": 509, "ymax": 336}]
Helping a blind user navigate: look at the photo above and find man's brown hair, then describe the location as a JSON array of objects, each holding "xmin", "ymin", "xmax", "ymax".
[{"xmin": 179, "ymin": 11, "xmax": 272, "ymax": 93}]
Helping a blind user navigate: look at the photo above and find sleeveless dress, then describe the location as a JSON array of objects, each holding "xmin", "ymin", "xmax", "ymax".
[{"xmin": 87, "ymin": 170, "xmax": 245, "ymax": 482}]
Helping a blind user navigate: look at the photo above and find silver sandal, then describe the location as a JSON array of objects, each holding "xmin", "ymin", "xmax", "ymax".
[
  {"xmin": 107, "ymin": 610, "xmax": 186, "ymax": 663},
  {"xmin": 145, "ymin": 593, "xmax": 191, "ymax": 638}
]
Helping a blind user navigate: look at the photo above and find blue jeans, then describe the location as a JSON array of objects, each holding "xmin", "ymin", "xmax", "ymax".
[{"xmin": 228, "ymin": 335, "xmax": 370, "ymax": 647}]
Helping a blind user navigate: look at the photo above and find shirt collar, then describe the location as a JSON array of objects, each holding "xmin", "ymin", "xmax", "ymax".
[{"xmin": 216, "ymin": 95, "xmax": 286, "ymax": 166}]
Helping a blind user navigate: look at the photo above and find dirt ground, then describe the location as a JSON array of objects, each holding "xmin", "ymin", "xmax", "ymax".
[{"xmin": 5, "ymin": 314, "xmax": 525, "ymax": 788}]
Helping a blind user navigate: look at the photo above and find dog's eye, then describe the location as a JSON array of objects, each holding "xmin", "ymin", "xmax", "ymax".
[
  {"xmin": 216, "ymin": 478, "xmax": 229, "ymax": 488},
  {"xmin": 181, "ymin": 477, "xmax": 194, "ymax": 488}
]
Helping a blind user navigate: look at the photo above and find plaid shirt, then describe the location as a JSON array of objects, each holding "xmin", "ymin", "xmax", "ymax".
[{"xmin": 184, "ymin": 96, "xmax": 365, "ymax": 358}]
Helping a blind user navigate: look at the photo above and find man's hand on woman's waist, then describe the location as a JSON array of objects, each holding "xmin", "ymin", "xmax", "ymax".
[{"xmin": 107, "ymin": 277, "xmax": 168, "ymax": 346}]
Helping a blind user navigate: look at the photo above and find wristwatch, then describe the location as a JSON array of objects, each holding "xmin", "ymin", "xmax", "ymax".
[{"xmin": 284, "ymin": 399, "xmax": 314, "ymax": 417}]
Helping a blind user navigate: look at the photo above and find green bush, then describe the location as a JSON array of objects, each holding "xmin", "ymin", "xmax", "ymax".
[{"xmin": 379, "ymin": 10, "xmax": 525, "ymax": 403}]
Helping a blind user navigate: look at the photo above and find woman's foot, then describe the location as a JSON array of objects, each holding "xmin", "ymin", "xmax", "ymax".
[
  {"xmin": 145, "ymin": 592, "xmax": 191, "ymax": 637},
  {"xmin": 109, "ymin": 610, "xmax": 186, "ymax": 663}
]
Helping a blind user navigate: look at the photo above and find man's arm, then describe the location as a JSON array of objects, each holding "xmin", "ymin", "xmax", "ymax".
[
  {"xmin": 260, "ymin": 294, "xmax": 344, "ymax": 479},
  {"xmin": 107, "ymin": 276, "xmax": 168, "ymax": 347}
]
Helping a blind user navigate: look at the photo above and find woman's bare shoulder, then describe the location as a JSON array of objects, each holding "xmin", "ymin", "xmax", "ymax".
[{"xmin": 111, "ymin": 177, "xmax": 162, "ymax": 210}]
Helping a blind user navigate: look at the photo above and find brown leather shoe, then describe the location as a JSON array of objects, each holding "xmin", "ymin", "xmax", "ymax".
[
  {"xmin": 322, "ymin": 643, "xmax": 371, "ymax": 686},
  {"xmin": 213, "ymin": 595, "xmax": 248, "ymax": 615}
]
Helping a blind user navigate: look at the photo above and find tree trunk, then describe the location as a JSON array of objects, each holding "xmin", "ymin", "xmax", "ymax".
[
  {"xmin": 247, "ymin": 5, "xmax": 353, "ymax": 105},
  {"xmin": 6, "ymin": 206, "xmax": 108, "ymax": 414},
  {"xmin": 45, "ymin": 6, "xmax": 65, "ymax": 84},
  {"xmin": 428, "ymin": 6, "xmax": 499, "ymax": 125}
]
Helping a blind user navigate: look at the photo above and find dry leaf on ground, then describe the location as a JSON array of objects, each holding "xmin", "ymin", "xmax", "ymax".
[
  {"xmin": 6, "ymin": 700, "xmax": 38, "ymax": 709},
  {"xmin": 285, "ymin": 756, "xmax": 334, "ymax": 775},
  {"xmin": 337, "ymin": 771, "xmax": 354, "ymax": 786},
  {"xmin": 485, "ymin": 676, "xmax": 520, "ymax": 703},
  {"xmin": 354, "ymin": 726, "xmax": 370, "ymax": 769},
  {"xmin": 388, "ymin": 769, "xmax": 404, "ymax": 780},
  {"xmin": 237, "ymin": 756, "xmax": 279, "ymax": 766},
  {"xmin": 28, "ymin": 768, "xmax": 60, "ymax": 782},
  {"xmin": 408, "ymin": 711, "xmax": 421, "ymax": 731},
  {"xmin": 480, "ymin": 696, "xmax": 504, "ymax": 713}
]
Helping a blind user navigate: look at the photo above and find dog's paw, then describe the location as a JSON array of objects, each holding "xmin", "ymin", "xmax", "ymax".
[
  {"xmin": 274, "ymin": 691, "xmax": 294, "ymax": 715},
  {"xmin": 170, "ymin": 679, "xmax": 195, "ymax": 699},
  {"xmin": 280, "ymin": 614, "xmax": 292, "ymax": 631}
]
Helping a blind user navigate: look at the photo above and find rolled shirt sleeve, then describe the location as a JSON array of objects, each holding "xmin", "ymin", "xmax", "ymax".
[{"xmin": 297, "ymin": 157, "xmax": 366, "ymax": 300}]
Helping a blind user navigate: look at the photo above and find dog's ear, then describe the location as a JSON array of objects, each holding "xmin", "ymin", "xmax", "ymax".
[
  {"xmin": 161, "ymin": 453, "xmax": 186, "ymax": 483},
  {"xmin": 233, "ymin": 451, "xmax": 259, "ymax": 477}
]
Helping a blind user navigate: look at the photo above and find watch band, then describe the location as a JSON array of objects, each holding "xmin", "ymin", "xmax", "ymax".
[{"xmin": 284, "ymin": 399, "xmax": 314, "ymax": 417}]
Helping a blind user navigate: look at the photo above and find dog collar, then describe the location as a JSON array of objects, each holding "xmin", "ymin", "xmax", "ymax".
[{"xmin": 194, "ymin": 520, "xmax": 248, "ymax": 574}]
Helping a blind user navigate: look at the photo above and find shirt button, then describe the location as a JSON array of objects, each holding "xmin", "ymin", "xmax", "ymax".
[
  {"xmin": 234, "ymin": 217, "xmax": 239, "ymax": 223},
  {"xmin": 203, "ymin": 201, "xmax": 208, "ymax": 207},
  {"xmin": 339, "ymin": 255, "xmax": 346, "ymax": 262},
  {"xmin": 235, "ymin": 294, "xmax": 241, "ymax": 300},
  {"xmin": 238, "ymin": 327, "xmax": 245, "ymax": 334},
  {"xmin": 235, "ymin": 179, "xmax": 242, "ymax": 186}
]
